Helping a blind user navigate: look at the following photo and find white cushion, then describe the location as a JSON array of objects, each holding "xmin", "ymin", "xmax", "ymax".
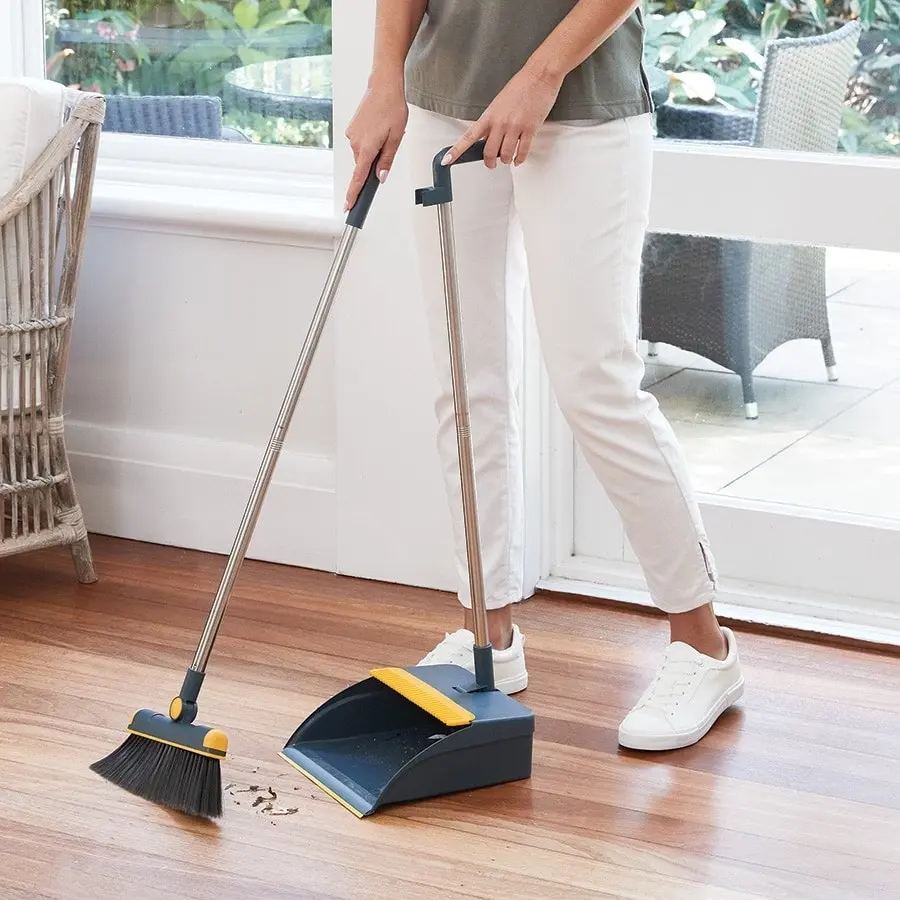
[{"xmin": 0, "ymin": 78, "xmax": 68, "ymax": 198}]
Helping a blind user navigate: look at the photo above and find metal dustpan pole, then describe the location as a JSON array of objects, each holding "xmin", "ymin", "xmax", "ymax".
[
  {"xmin": 436, "ymin": 202, "xmax": 494, "ymax": 691},
  {"xmin": 419, "ymin": 139, "xmax": 495, "ymax": 691}
]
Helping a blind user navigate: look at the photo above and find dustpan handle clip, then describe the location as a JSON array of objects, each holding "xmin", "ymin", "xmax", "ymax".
[{"xmin": 414, "ymin": 140, "xmax": 487, "ymax": 208}]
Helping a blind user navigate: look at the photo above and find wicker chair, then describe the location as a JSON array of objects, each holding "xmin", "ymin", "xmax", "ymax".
[
  {"xmin": 641, "ymin": 21, "xmax": 861, "ymax": 418},
  {"xmin": 103, "ymin": 94, "xmax": 251, "ymax": 142},
  {"xmin": 0, "ymin": 87, "xmax": 105, "ymax": 581}
]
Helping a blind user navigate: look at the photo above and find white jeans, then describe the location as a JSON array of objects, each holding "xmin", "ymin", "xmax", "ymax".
[{"xmin": 407, "ymin": 105, "xmax": 717, "ymax": 616}]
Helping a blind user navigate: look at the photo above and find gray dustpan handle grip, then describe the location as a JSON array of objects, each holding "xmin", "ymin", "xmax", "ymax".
[
  {"xmin": 416, "ymin": 142, "xmax": 495, "ymax": 692},
  {"xmin": 180, "ymin": 168, "xmax": 380, "ymax": 710}
]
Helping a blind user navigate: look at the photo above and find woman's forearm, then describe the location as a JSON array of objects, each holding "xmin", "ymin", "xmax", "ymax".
[
  {"xmin": 525, "ymin": 0, "xmax": 641, "ymax": 86},
  {"xmin": 370, "ymin": 0, "xmax": 428, "ymax": 86},
  {"xmin": 344, "ymin": 0, "xmax": 424, "ymax": 204}
]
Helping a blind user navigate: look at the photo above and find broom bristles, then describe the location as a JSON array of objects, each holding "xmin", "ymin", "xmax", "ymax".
[{"xmin": 91, "ymin": 733, "xmax": 223, "ymax": 818}]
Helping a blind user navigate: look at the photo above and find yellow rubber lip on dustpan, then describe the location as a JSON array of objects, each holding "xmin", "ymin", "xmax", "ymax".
[
  {"xmin": 369, "ymin": 667, "xmax": 476, "ymax": 727},
  {"xmin": 278, "ymin": 751, "xmax": 365, "ymax": 818}
]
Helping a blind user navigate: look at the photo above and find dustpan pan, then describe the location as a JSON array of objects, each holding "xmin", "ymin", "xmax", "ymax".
[{"xmin": 281, "ymin": 141, "xmax": 535, "ymax": 817}]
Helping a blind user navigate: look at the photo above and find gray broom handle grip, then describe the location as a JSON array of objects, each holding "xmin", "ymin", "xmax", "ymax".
[
  {"xmin": 346, "ymin": 162, "xmax": 380, "ymax": 229},
  {"xmin": 189, "ymin": 222, "xmax": 363, "ymax": 676}
]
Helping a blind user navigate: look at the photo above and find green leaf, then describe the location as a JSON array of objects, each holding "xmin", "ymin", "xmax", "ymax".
[
  {"xmin": 307, "ymin": 6, "xmax": 331, "ymax": 26},
  {"xmin": 234, "ymin": 0, "xmax": 260, "ymax": 30},
  {"xmin": 859, "ymin": 0, "xmax": 877, "ymax": 25},
  {"xmin": 800, "ymin": 0, "xmax": 827, "ymax": 26},
  {"xmin": 722, "ymin": 37, "xmax": 766, "ymax": 68},
  {"xmin": 171, "ymin": 43, "xmax": 235, "ymax": 69},
  {"xmin": 257, "ymin": 8, "xmax": 302, "ymax": 32},
  {"xmin": 761, "ymin": 2, "xmax": 790, "ymax": 42},
  {"xmin": 237, "ymin": 46, "xmax": 273, "ymax": 66},
  {"xmin": 670, "ymin": 70, "xmax": 717, "ymax": 101},
  {"xmin": 658, "ymin": 45, "xmax": 678, "ymax": 65},
  {"xmin": 644, "ymin": 13, "xmax": 676, "ymax": 43},
  {"xmin": 675, "ymin": 15, "xmax": 726, "ymax": 66},
  {"xmin": 295, "ymin": 0, "xmax": 312, "ymax": 13},
  {"xmin": 713, "ymin": 83, "xmax": 756, "ymax": 106},
  {"xmin": 866, "ymin": 53, "xmax": 900, "ymax": 70},
  {"xmin": 186, "ymin": 0, "xmax": 236, "ymax": 28}
]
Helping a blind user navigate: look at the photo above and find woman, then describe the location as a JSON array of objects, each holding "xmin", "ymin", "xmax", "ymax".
[{"xmin": 345, "ymin": 0, "xmax": 744, "ymax": 751}]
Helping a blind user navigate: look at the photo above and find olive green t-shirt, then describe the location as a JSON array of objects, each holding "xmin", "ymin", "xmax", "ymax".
[{"xmin": 405, "ymin": 1, "xmax": 653, "ymax": 123}]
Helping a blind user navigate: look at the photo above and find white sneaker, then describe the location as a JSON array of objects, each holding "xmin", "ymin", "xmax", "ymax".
[
  {"xmin": 417, "ymin": 626, "xmax": 528, "ymax": 695},
  {"xmin": 618, "ymin": 627, "xmax": 744, "ymax": 752}
]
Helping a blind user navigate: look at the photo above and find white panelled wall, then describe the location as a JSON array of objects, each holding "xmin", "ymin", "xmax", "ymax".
[{"xmin": 68, "ymin": 227, "xmax": 340, "ymax": 571}]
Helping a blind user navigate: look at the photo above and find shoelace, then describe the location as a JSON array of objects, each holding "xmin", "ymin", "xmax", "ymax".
[
  {"xmin": 639, "ymin": 658, "xmax": 703, "ymax": 713},
  {"xmin": 420, "ymin": 632, "xmax": 474, "ymax": 667}
]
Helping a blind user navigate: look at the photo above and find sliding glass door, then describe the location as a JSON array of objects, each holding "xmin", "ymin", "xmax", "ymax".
[{"xmin": 540, "ymin": 2, "xmax": 900, "ymax": 642}]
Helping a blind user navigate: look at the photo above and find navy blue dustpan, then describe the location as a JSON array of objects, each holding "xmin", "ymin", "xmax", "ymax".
[{"xmin": 280, "ymin": 664, "xmax": 534, "ymax": 817}]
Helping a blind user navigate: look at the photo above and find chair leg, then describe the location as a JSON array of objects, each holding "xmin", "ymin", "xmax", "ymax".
[
  {"xmin": 822, "ymin": 337, "xmax": 839, "ymax": 382},
  {"xmin": 647, "ymin": 342, "xmax": 659, "ymax": 358},
  {"xmin": 70, "ymin": 533, "xmax": 98, "ymax": 584},
  {"xmin": 741, "ymin": 372, "xmax": 758, "ymax": 420},
  {"xmin": 51, "ymin": 446, "xmax": 98, "ymax": 583}
]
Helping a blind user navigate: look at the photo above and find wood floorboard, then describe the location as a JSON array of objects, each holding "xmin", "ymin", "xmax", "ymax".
[{"xmin": 1, "ymin": 536, "xmax": 899, "ymax": 899}]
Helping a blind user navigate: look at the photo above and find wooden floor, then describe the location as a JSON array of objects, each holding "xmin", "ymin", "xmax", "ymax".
[{"xmin": 2, "ymin": 537, "xmax": 899, "ymax": 900}]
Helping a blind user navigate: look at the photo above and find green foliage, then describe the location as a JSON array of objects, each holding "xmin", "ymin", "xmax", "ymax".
[
  {"xmin": 223, "ymin": 108, "xmax": 329, "ymax": 146},
  {"xmin": 45, "ymin": 3, "xmax": 148, "ymax": 92},
  {"xmin": 644, "ymin": 0, "xmax": 900, "ymax": 154},
  {"xmin": 644, "ymin": 0, "xmax": 764, "ymax": 107},
  {"xmin": 47, "ymin": 1, "xmax": 331, "ymax": 113},
  {"xmin": 47, "ymin": 1, "xmax": 899, "ymax": 154},
  {"xmin": 159, "ymin": 0, "xmax": 326, "ymax": 94}
]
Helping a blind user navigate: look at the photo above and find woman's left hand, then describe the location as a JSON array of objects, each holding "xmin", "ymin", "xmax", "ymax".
[{"xmin": 442, "ymin": 66, "xmax": 563, "ymax": 169}]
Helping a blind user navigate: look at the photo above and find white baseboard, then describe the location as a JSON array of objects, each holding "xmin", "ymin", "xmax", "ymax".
[
  {"xmin": 66, "ymin": 421, "xmax": 336, "ymax": 571},
  {"xmin": 543, "ymin": 555, "xmax": 900, "ymax": 648}
]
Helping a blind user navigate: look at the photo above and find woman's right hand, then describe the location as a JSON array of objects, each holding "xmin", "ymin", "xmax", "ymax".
[{"xmin": 344, "ymin": 79, "xmax": 409, "ymax": 212}]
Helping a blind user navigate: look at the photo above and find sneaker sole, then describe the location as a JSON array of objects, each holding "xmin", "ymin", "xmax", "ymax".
[
  {"xmin": 496, "ymin": 671, "xmax": 528, "ymax": 696},
  {"xmin": 617, "ymin": 677, "xmax": 744, "ymax": 752}
]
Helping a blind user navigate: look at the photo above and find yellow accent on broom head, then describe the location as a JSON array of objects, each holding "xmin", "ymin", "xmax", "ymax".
[
  {"xmin": 278, "ymin": 752, "xmax": 364, "ymax": 818},
  {"xmin": 369, "ymin": 667, "xmax": 476, "ymax": 727},
  {"xmin": 203, "ymin": 730, "xmax": 228, "ymax": 754},
  {"xmin": 126, "ymin": 727, "xmax": 227, "ymax": 760},
  {"xmin": 168, "ymin": 697, "xmax": 183, "ymax": 720}
]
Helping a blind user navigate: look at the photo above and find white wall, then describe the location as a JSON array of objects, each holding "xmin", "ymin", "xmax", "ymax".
[
  {"xmin": 68, "ymin": 224, "xmax": 340, "ymax": 572},
  {"xmin": 332, "ymin": 0, "xmax": 456, "ymax": 594}
]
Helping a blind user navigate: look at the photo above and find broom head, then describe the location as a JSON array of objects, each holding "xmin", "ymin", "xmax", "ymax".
[{"xmin": 91, "ymin": 707, "xmax": 228, "ymax": 819}]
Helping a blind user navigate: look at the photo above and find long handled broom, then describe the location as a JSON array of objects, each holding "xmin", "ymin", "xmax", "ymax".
[{"xmin": 90, "ymin": 169, "xmax": 381, "ymax": 819}]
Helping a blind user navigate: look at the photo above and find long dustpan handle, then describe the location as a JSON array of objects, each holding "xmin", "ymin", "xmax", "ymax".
[
  {"xmin": 173, "ymin": 166, "xmax": 381, "ymax": 721},
  {"xmin": 415, "ymin": 141, "xmax": 495, "ymax": 692}
]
